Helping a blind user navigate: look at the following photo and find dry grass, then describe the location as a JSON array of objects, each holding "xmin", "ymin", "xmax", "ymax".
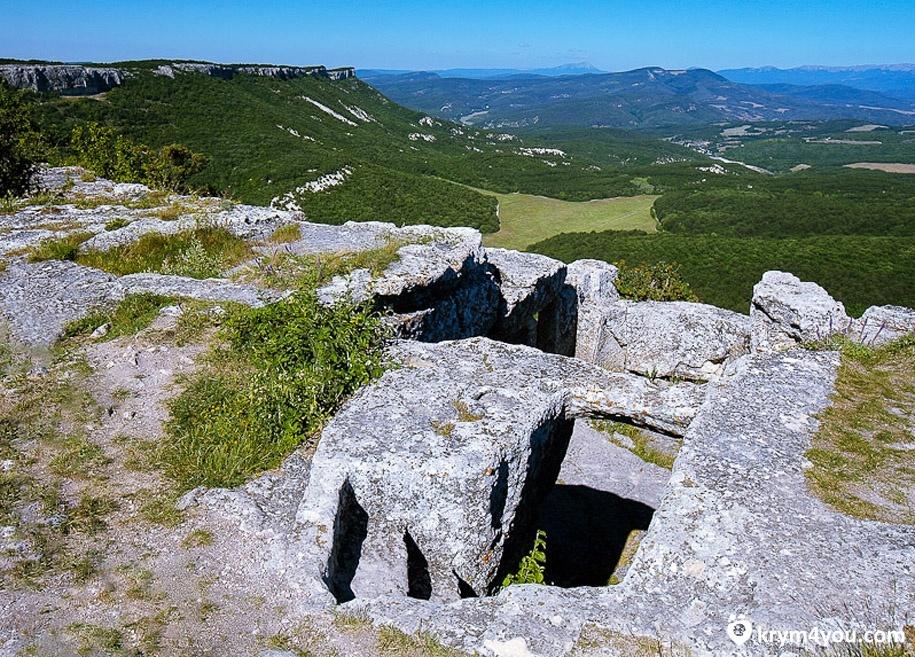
[
  {"xmin": 267, "ymin": 223, "xmax": 303, "ymax": 244},
  {"xmin": 806, "ymin": 336, "xmax": 915, "ymax": 524},
  {"xmin": 844, "ymin": 163, "xmax": 915, "ymax": 174}
]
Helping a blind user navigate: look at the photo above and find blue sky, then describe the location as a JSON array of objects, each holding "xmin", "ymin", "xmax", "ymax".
[{"xmin": 3, "ymin": 0, "xmax": 913, "ymax": 71}]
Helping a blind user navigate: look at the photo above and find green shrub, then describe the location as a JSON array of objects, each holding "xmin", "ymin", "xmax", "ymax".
[
  {"xmin": 502, "ymin": 529, "xmax": 547, "ymax": 587},
  {"xmin": 160, "ymin": 290, "xmax": 386, "ymax": 489},
  {"xmin": 144, "ymin": 144, "xmax": 206, "ymax": 192},
  {"xmin": 70, "ymin": 122, "xmax": 205, "ymax": 193},
  {"xmin": 614, "ymin": 260, "xmax": 698, "ymax": 302},
  {"xmin": 71, "ymin": 122, "xmax": 147, "ymax": 183},
  {"xmin": 160, "ymin": 236, "xmax": 223, "ymax": 278},
  {"xmin": 0, "ymin": 81, "xmax": 45, "ymax": 197}
]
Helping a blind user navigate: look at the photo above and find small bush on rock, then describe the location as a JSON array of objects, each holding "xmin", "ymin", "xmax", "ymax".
[
  {"xmin": 502, "ymin": 529, "xmax": 547, "ymax": 587},
  {"xmin": 614, "ymin": 260, "xmax": 699, "ymax": 302}
]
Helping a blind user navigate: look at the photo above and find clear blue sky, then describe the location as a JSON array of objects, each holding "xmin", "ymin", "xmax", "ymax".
[{"xmin": 3, "ymin": 0, "xmax": 913, "ymax": 71}]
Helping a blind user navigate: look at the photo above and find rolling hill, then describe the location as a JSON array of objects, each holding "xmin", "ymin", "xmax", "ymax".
[
  {"xmin": 719, "ymin": 64, "xmax": 915, "ymax": 100},
  {"xmin": 367, "ymin": 67, "xmax": 915, "ymax": 128},
  {"xmin": 361, "ymin": 63, "xmax": 605, "ymax": 80}
]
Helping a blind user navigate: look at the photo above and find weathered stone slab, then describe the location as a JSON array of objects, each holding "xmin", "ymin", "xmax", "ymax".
[
  {"xmin": 584, "ymin": 300, "xmax": 751, "ymax": 381},
  {"xmin": 751, "ymin": 270, "xmax": 853, "ymax": 351},
  {"xmin": 120, "ymin": 273, "xmax": 283, "ymax": 307},
  {"xmin": 258, "ymin": 220, "xmax": 395, "ymax": 256},
  {"xmin": 0, "ymin": 259, "xmax": 123, "ymax": 347},
  {"xmin": 295, "ymin": 338, "xmax": 704, "ymax": 604},
  {"xmin": 485, "ymin": 248, "xmax": 568, "ymax": 349},
  {"xmin": 566, "ymin": 259, "xmax": 620, "ymax": 306},
  {"xmin": 316, "ymin": 226, "xmax": 485, "ymax": 308},
  {"xmin": 855, "ymin": 304, "xmax": 915, "ymax": 345}
]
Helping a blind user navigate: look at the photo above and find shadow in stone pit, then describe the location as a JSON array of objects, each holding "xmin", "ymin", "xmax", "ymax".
[
  {"xmin": 323, "ymin": 480, "xmax": 368, "ymax": 603},
  {"xmin": 537, "ymin": 484, "xmax": 654, "ymax": 588},
  {"xmin": 404, "ymin": 531, "xmax": 432, "ymax": 600}
]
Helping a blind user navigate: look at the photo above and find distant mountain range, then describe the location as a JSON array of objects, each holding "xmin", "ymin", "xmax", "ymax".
[
  {"xmin": 718, "ymin": 65, "xmax": 915, "ymax": 100},
  {"xmin": 360, "ymin": 63, "xmax": 605, "ymax": 80},
  {"xmin": 366, "ymin": 67, "xmax": 915, "ymax": 129}
]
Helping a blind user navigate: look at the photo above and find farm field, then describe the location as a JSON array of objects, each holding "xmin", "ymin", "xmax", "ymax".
[
  {"xmin": 844, "ymin": 162, "xmax": 915, "ymax": 173},
  {"xmin": 482, "ymin": 192, "xmax": 657, "ymax": 250}
]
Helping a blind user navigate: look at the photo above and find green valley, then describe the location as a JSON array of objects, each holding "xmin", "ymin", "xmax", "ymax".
[{"xmin": 483, "ymin": 192, "xmax": 657, "ymax": 251}]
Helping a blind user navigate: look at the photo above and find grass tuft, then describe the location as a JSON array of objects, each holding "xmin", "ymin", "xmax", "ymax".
[
  {"xmin": 27, "ymin": 232, "xmax": 94, "ymax": 262},
  {"xmin": 62, "ymin": 293, "xmax": 176, "ymax": 342},
  {"xmin": 268, "ymin": 223, "xmax": 302, "ymax": 243},
  {"xmin": 591, "ymin": 420, "xmax": 679, "ymax": 470},
  {"xmin": 76, "ymin": 226, "xmax": 251, "ymax": 278},
  {"xmin": 104, "ymin": 217, "xmax": 130, "ymax": 231}
]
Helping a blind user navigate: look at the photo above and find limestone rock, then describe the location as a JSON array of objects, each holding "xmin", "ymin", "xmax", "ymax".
[
  {"xmin": 750, "ymin": 270, "xmax": 853, "ymax": 351},
  {"xmin": 485, "ymin": 248, "xmax": 568, "ymax": 349},
  {"xmin": 565, "ymin": 259, "xmax": 620, "ymax": 305},
  {"xmin": 567, "ymin": 260, "xmax": 621, "ymax": 363},
  {"xmin": 347, "ymin": 350, "xmax": 913, "ymax": 657},
  {"xmin": 0, "ymin": 259, "xmax": 123, "ymax": 347},
  {"xmin": 259, "ymin": 220, "xmax": 395, "ymax": 256},
  {"xmin": 120, "ymin": 273, "xmax": 283, "ymax": 307},
  {"xmin": 854, "ymin": 305, "xmax": 915, "ymax": 345},
  {"xmin": 0, "ymin": 65, "xmax": 126, "ymax": 94},
  {"xmin": 317, "ymin": 226, "xmax": 484, "ymax": 306},
  {"xmin": 584, "ymin": 300, "xmax": 751, "ymax": 381},
  {"xmin": 295, "ymin": 338, "xmax": 705, "ymax": 603},
  {"xmin": 36, "ymin": 166, "xmax": 150, "ymax": 200}
]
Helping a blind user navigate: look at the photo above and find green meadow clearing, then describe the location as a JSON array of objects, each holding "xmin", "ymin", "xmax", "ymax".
[{"xmin": 481, "ymin": 192, "xmax": 658, "ymax": 250}]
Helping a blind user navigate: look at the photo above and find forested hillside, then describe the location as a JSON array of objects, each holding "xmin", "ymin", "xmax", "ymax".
[
  {"xmin": 531, "ymin": 167, "xmax": 915, "ymax": 314},
  {"xmin": 30, "ymin": 64, "xmax": 723, "ymax": 230}
]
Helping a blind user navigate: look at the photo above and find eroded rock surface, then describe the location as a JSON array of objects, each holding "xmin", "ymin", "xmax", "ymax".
[
  {"xmin": 0, "ymin": 259, "xmax": 123, "ymax": 347},
  {"xmin": 0, "ymin": 64, "xmax": 126, "ymax": 94},
  {"xmin": 582, "ymin": 300, "xmax": 751, "ymax": 381},
  {"xmin": 346, "ymin": 350, "xmax": 914, "ymax": 657},
  {"xmin": 295, "ymin": 337, "xmax": 704, "ymax": 603},
  {"xmin": 855, "ymin": 304, "xmax": 915, "ymax": 345},
  {"xmin": 751, "ymin": 270, "xmax": 853, "ymax": 350},
  {"xmin": 485, "ymin": 248, "xmax": 566, "ymax": 345}
]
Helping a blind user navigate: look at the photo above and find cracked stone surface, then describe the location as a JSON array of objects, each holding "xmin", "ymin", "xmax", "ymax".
[
  {"xmin": 293, "ymin": 337, "xmax": 704, "ymax": 603},
  {"xmin": 344, "ymin": 349, "xmax": 914, "ymax": 657},
  {"xmin": 751, "ymin": 270, "xmax": 853, "ymax": 351},
  {"xmin": 580, "ymin": 300, "xmax": 751, "ymax": 381}
]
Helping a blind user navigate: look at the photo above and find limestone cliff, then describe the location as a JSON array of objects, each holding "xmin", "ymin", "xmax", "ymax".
[{"xmin": 0, "ymin": 61, "xmax": 356, "ymax": 94}]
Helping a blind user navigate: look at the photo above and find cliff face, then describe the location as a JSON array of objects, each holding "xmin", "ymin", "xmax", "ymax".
[
  {"xmin": 0, "ymin": 64, "xmax": 126, "ymax": 95},
  {"xmin": 0, "ymin": 62, "xmax": 356, "ymax": 94}
]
